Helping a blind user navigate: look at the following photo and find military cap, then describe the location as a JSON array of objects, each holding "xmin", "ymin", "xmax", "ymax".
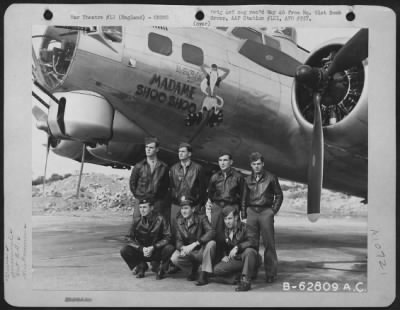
[
  {"xmin": 138, "ymin": 197, "xmax": 154, "ymax": 205},
  {"xmin": 222, "ymin": 205, "xmax": 238, "ymax": 217},
  {"xmin": 144, "ymin": 136, "xmax": 159, "ymax": 146},
  {"xmin": 179, "ymin": 195, "xmax": 194, "ymax": 207},
  {"xmin": 178, "ymin": 142, "xmax": 192, "ymax": 152}
]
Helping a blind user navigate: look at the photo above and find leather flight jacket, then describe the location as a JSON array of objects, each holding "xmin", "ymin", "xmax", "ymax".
[
  {"xmin": 222, "ymin": 221, "xmax": 257, "ymax": 256},
  {"xmin": 129, "ymin": 159, "xmax": 169, "ymax": 200},
  {"xmin": 207, "ymin": 167, "xmax": 244, "ymax": 207},
  {"xmin": 169, "ymin": 161, "xmax": 207, "ymax": 206},
  {"xmin": 175, "ymin": 214, "xmax": 215, "ymax": 250},
  {"xmin": 127, "ymin": 211, "xmax": 171, "ymax": 251},
  {"xmin": 241, "ymin": 170, "xmax": 283, "ymax": 219}
]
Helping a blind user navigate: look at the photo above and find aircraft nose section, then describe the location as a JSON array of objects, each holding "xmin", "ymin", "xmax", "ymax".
[{"xmin": 32, "ymin": 26, "xmax": 79, "ymax": 90}]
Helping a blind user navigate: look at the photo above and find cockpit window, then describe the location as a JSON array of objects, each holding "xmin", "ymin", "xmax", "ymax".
[
  {"xmin": 182, "ymin": 43, "xmax": 204, "ymax": 66},
  {"xmin": 231, "ymin": 27, "xmax": 263, "ymax": 44},
  {"xmin": 102, "ymin": 26, "xmax": 122, "ymax": 43},
  {"xmin": 32, "ymin": 26, "xmax": 78, "ymax": 89},
  {"xmin": 148, "ymin": 32, "xmax": 172, "ymax": 56}
]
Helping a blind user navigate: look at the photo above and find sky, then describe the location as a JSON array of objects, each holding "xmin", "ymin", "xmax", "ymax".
[{"xmin": 31, "ymin": 27, "xmax": 359, "ymax": 179}]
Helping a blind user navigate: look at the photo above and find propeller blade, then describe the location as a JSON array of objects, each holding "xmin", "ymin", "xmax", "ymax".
[
  {"xmin": 32, "ymin": 106, "xmax": 50, "ymax": 133},
  {"xmin": 327, "ymin": 29, "xmax": 368, "ymax": 76},
  {"xmin": 32, "ymin": 105, "xmax": 48, "ymax": 122},
  {"xmin": 76, "ymin": 143, "xmax": 86, "ymax": 198},
  {"xmin": 307, "ymin": 93, "xmax": 324, "ymax": 222},
  {"xmin": 43, "ymin": 135, "xmax": 51, "ymax": 196}
]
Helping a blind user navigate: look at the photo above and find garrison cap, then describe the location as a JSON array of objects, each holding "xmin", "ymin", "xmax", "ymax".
[
  {"xmin": 179, "ymin": 195, "xmax": 194, "ymax": 207},
  {"xmin": 178, "ymin": 142, "xmax": 192, "ymax": 152},
  {"xmin": 144, "ymin": 136, "xmax": 159, "ymax": 146}
]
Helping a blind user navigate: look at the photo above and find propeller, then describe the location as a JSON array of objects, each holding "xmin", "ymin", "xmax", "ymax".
[
  {"xmin": 326, "ymin": 28, "xmax": 368, "ymax": 76},
  {"xmin": 32, "ymin": 105, "xmax": 48, "ymax": 125},
  {"xmin": 295, "ymin": 29, "xmax": 368, "ymax": 90},
  {"xmin": 307, "ymin": 93, "xmax": 323, "ymax": 222},
  {"xmin": 33, "ymin": 103, "xmax": 88, "ymax": 198},
  {"xmin": 294, "ymin": 29, "xmax": 368, "ymax": 221}
]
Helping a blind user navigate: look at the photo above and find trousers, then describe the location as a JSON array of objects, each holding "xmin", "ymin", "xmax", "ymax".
[
  {"xmin": 210, "ymin": 202, "xmax": 233, "ymax": 261},
  {"xmin": 246, "ymin": 207, "xmax": 278, "ymax": 277},
  {"xmin": 120, "ymin": 244, "xmax": 175, "ymax": 271},
  {"xmin": 170, "ymin": 203, "xmax": 181, "ymax": 239},
  {"xmin": 214, "ymin": 248, "xmax": 260, "ymax": 283},
  {"xmin": 170, "ymin": 240, "xmax": 216, "ymax": 274}
]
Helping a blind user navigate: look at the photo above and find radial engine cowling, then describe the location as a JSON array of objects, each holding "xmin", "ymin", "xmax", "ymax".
[{"xmin": 292, "ymin": 38, "xmax": 368, "ymax": 150}]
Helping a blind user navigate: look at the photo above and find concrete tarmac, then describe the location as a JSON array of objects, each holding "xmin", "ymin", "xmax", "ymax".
[{"xmin": 32, "ymin": 212, "xmax": 367, "ymax": 292}]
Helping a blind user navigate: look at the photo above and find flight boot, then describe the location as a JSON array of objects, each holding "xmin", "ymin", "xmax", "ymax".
[
  {"xmin": 235, "ymin": 275, "xmax": 251, "ymax": 292},
  {"xmin": 187, "ymin": 263, "xmax": 199, "ymax": 281},
  {"xmin": 156, "ymin": 261, "xmax": 168, "ymax": 280},
  {"xmin": 135, "ymin": 262, "xmax": 148, "ymax": 278},
  {"xmin": 196, "ymin": 271, "xmax": 209, "ymax": 286}
]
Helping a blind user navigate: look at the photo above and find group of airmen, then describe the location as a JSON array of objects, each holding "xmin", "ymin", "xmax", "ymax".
[{"xmin": 120, "ymin": 137, "xmax": 283, "ymax": 292}]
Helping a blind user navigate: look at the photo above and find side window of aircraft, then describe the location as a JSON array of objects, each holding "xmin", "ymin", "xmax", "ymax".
[
  {"xmin": 102, "ymin": 26, "xmax": 123, "ymax": 43},
  {"xmin": 231, "ymin": 27, "xmax": 263, "ymax": 44},
  {"xmin": 263, "ymin": 35, "xmax": 281, "ymax": 50},
  {"xmin": 182, "ymin": 43, "xmax": 204, "ymax": 66},
  {"xmin": 272, "ymin": 27, "xmax": 297, "ymax": 44},
  {"xmin": 148, "ymin": 32, "xmax": 172, "ymax": 56},
  {"xmin": 216, "ymin": 27, "xmax": 228, "ymax": 31}
]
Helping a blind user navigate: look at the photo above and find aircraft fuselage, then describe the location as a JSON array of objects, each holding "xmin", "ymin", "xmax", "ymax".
[{"xmin": 36, "ymin": 26, "xmax": 367, "ymax": 197}]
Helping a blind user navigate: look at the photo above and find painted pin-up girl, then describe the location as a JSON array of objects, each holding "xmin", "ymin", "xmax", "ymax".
[
  {"xmin": 185, "ymin": 64, "xmax": 230, "ymax": 127},
  {"xmin": 200, "ymin": 63, "xmax": 230, "ymax": 98}
]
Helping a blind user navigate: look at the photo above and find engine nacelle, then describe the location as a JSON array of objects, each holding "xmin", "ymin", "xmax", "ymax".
[
  {"xmin": 50, "ymin": 140, "xmax": 121, "ymax": 167},
  {"xmin": 87, "ymin": 143, "xmax": 180, "ymax": 167},
  {"xmin": 292, "ymin": 38, "xmax": 368, "ymax": 150},
  {"xmin": 47, "ymin": 90, "xmax": 146, "ymax": 144},
  {"xmin": 87, "ymin": 142, "xmax": 145, "ymax": 166},
  {"xmin": 48, "ymin": 91, "xmax": 113, "ymax": 143},
  {"xmin": 51, "ymin": 140, "xmax": 83, "ymax": 160}
]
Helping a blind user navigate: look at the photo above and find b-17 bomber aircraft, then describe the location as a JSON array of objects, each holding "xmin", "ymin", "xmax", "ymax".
[{"xmin": 32, "ymin": 26, "xmax": 368, "ymax": 221}]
